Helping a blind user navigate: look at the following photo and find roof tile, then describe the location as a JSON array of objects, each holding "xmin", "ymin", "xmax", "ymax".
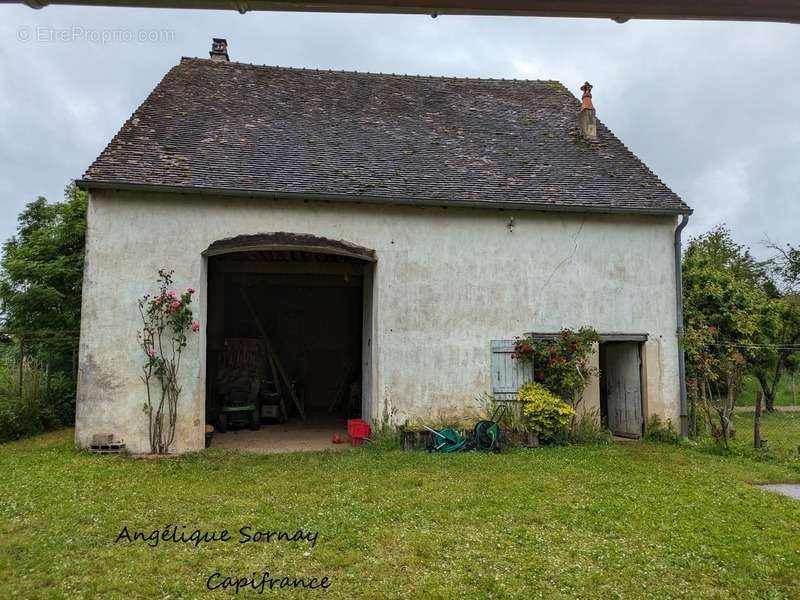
[{"xmin": 82, "ymin": 57, "xmax": 690, "ymax": 214}]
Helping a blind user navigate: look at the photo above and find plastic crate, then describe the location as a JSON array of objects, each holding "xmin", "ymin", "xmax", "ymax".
[{"xmin": 347, "ymin": 419, "xmax": 371, "ymax": 440}]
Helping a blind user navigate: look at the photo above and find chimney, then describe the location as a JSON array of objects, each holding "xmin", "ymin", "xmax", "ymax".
[
  {"xmin": 209, "ymin": 38, "xmax": 229, "ymax": 62},
  {"xmin": 579, "ymin": 81, "xmax": 598, "ymax": 141}
]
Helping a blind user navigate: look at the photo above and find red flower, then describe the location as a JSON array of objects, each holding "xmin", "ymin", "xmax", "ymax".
[{"xmin": 191, "ymin": 322, "xmax": 200, "ymax": 332}]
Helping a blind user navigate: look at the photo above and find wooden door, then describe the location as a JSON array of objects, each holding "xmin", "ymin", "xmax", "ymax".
[{"xmin": 605, "ymin": 343, "xmax": 643, "ymax": 438}]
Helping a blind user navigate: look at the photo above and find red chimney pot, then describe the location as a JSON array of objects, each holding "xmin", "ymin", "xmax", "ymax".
[{"xmin": 580, "ymin": 81, "xmax": 594, "ymax": 111}]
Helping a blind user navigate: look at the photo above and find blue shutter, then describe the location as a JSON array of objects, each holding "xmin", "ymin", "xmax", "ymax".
[{"xmin": 490, "ymin": 340, "xmax": 533, "ymax": 401}]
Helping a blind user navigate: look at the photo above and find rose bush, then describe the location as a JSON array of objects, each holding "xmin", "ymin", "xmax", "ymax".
[
  {"xmin": 513, "ymin": 327, "xmax": 600, "ymax": 432},
  {"xmin": 138, "ymin": 269, "xmax": 199, "ymax": 454}
]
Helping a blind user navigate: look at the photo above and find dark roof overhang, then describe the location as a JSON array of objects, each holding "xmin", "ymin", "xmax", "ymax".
[
  {"xmin": 75, "ymin": 179, "xmax": 693, "ymax": 217},
  {"xmin": 18, "ymin": 0, "xmax": 800, "ymax": 24}
]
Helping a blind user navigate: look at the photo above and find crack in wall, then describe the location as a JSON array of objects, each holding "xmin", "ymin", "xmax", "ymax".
[{"xmin": 538, "ymin": 217, "xmax": 586, "ymax": 302}]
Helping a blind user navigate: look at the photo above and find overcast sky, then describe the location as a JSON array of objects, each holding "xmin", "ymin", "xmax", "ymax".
[{"xmin": 1, "ymin": 6, "xmax": 798, "ymax": 256}]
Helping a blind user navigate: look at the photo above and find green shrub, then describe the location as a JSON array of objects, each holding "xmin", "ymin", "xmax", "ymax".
[
  {"xmin": 513, "ymin": 327, "xmax": 600, "ymax": 404},
  {"xmin": 519, "ymin": 382, "xmax": 575, "ymax": 441},
  {"xmin": 644, "ymin": 415, "xmax": 680, "ymax": 443},
  {"xmin": 0, "ymin": 357, "xmax": 74, "ymax": 443}
]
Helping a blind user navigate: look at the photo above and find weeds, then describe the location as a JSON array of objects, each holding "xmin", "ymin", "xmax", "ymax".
[
  {"xmin": 366, "ymin": 405, "xmax": 401, "ymax": 450},
  {"xmin": 567, "ymin": 409, "xmax": 612, "ymax": 445},
  {"xmin": 644, "ymin": 415, "xmax": 680, "ymax": 443}
]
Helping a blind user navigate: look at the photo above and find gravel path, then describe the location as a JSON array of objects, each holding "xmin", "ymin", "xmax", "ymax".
[
  {"xmin": 756, "ymin": 484, "xmax": 800, "ymax": 499},
  {"xmin": 210, "ymin": 417, "xmax": 352, "ymax": 454}
]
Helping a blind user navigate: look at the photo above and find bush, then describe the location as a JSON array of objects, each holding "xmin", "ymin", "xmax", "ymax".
[
  {"xmin": 513, "ymin": 327, "xmax": 600, "ymax": 404},
  {"xmin": 644, "ymin": 415, "xmax": 680, "ymax": 443},
  {"xmin": 519, "ymin": 382, "xmax": 575, "ymax": 441},
  {"xmin": 0, "ymin": 357, "xmax": 74, "ymax": 443}
]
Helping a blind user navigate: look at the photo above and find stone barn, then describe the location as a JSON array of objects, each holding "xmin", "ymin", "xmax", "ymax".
[{"xmin": 75, "ymin": 39, "xmax": 692, "ymax": 453}]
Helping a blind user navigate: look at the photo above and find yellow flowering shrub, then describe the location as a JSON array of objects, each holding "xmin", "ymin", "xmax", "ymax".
[{"xmin": 519, "ymin": 382, "xmax": 575, "ymax": 440}]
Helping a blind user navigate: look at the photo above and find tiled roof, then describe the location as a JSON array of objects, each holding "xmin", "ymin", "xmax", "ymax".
[{"xmin": 81, "ymin": 57, "xmax": 690, "ymax": 215}]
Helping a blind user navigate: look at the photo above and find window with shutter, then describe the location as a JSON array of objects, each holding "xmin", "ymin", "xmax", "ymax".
[{"xmin": 490, "ymin": 340, "xmax": 533, "ymax": 401}]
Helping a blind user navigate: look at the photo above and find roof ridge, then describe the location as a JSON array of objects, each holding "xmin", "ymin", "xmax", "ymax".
[{"xmin": 178, "ymin": 56, "xmax": 560, "ymax": 85}]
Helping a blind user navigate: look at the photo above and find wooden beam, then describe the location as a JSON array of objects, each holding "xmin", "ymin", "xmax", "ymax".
[
  {"xmin": 19, "ymin": 1, "xmax": 800, "ymax": 24},
  {"xmin": 239, "ymin": 285, "xmax": 306, "ymax": 421},
  {"xmin": 526, "ymin": 332, "xmax": 649, "ymax": 342},
  {"xmin": 247, "ymin": 274, "xmax": 364, "ymax": 288},
  {"xmin": 210, "ymin": 259, "xmax": 364, "ymax": 276}
]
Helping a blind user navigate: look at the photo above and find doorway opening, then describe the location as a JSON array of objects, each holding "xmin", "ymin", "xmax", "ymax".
[
  {"xmin": 599, "ymin": 342, "xmax": 644, "ymax": 438},
  {"xmin": 205, "ymin": 247, "xmax": 371, "ymax": 451}
]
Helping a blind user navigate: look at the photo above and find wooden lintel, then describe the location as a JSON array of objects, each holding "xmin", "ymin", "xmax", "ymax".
[
  {"xmin": 211, "ymin": 260, "xmax": 365, "ymax": 276},
  {"xmin": 526, "ymin": 332, "xmax": 649, "ymax": 343}
]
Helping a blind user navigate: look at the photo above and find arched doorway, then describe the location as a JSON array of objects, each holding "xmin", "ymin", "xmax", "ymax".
[{"xmin": 203, "ymin": 233, "xmax": 375, "ymax": 451}]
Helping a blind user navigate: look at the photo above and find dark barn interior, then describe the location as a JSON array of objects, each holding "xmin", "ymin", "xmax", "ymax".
[{"xmin": 206, "ymin": 250, "xmax": 364, "ymax": 443}]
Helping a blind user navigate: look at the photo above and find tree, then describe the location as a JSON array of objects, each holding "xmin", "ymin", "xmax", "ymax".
[
  {"xmin": 751, "ymin": 240, "xmax": 800, "ymax": 411},
  {"xmin": 751, "ymin": 296, "xmax": 800, "ymax": 411},
  {"xmin": 682, "ymin": 225, "xmax": 779, "ymax": 446},
  {"xmin": 0, "ymin": 183, "xmax": 87, "ymax": 438},
  {"xmin": 770, "ymin": 241, "xmax": 800, "ymax": 293},
  {"xmin": 0, "ymin": 183, "xmax": 87, "ymax": 334}
]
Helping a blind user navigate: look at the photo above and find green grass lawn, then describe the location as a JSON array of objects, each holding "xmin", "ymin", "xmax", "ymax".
[
  {"xmin": 2, "ymin": 431, "xmax": 800, "ymax": 599},
  {"xmin": 738, "ymin": 374, "xmax": 800, "ymax": 407},
  {"xmin": 728, "ymin": 410, "xmax": 800, "ymax": 461}
]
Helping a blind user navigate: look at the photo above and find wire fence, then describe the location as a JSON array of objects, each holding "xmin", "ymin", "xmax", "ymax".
[
  {"xmin": 0, "ymin": 330, "xmax": 80, "ymax": 395},
  {"xmin": 686, "ymin": 378, "xmax": 800, "ymax": 460},
  {"xmin": 744, "ymin": 389, "xmax": 800, "ymax": 459}
]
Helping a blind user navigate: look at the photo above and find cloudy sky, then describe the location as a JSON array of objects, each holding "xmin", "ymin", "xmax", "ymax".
[{"xmin": 1, "ymin": 5, "xmax": 798, "ymax": 255}]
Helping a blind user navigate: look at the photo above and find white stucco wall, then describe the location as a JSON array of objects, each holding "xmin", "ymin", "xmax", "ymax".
[{"xmin": 76, "ymin": 190, "xmax": 681, "ymax": 453}]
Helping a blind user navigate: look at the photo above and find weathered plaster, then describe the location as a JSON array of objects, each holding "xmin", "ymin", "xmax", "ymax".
[{"xmin": 76, "ymin": 190, "xmax": 680, "ymax": 452}]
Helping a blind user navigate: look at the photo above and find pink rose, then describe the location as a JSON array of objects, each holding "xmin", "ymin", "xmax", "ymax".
[
  {"xmin": 191, "ymin": 322, "xmax": 200, "ymax": 332},
  {"xmin": 187, "ymin": 287, "xmax": 196, "ymax": 294},
  {"xmin": 170, "ymin": 301, "xmax": 181, "ymax": 309},
  {"xmin": 146, "ymin": 346, "xmax": 156, "ymax": 358},
  {"xmin": 168, "ymin": 291, "xmax": 178, "ymax": 298}
]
